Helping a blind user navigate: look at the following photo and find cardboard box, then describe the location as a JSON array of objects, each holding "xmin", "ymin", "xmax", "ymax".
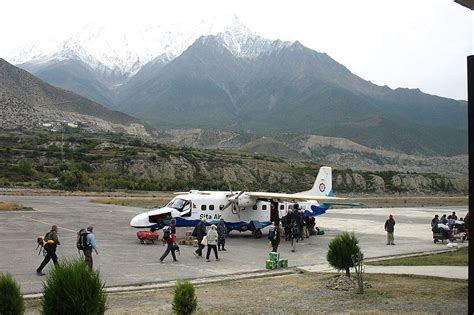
[
  {"xmin": 266, "ymin": 260, "xmax": 276, "ymax": 270},
  {"xmin": 278, "ymin": 259, "xmax": 288, "ymax": 268},
  {"xmin": 269, "ymin": 252, "xmax": 280, "ymax": 262}
]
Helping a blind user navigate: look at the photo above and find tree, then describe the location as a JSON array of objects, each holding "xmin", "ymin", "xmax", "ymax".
[
  {"xmin": 172, "ymin": 281, "xmax": 197, "ymax": 315},
  {"xmin": 0, "ymin": 273, "xmax": 24, "ymax": 315},
  {"xmin": 41, "ymin": 259, "xmax": 107, "ymax": 315},
  {"xmin": 326, "ymin": 232, "xmax": 362, "ymax": 277}
]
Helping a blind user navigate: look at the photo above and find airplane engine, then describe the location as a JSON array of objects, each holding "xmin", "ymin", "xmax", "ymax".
[{"xmin": 236, "ymin": 193, "xmax": 256, "ymax": 208}]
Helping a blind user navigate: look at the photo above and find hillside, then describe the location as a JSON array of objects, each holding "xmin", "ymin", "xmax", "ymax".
[
  {"xmin": 0, "ymin": 130, "xmax": 466, "ymax": 195},
  {"xmin": 0, "ymin": 58, "xmax": 150, "ymax": 135}
]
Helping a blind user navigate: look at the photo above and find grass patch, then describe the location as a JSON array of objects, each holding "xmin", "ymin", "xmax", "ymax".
[
  {"xmin": 90, "ymin": 197, "xmax": 172, "ymax": 209},
  {"xmin": 0, "ymin": 201, "xmax": 34, "ymax": 211},
  {"xmin": 367, "ymin": 247, "xmax": 468, "ymax": 266}
]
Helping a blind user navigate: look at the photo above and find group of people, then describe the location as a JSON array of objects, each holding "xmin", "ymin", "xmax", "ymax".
[
  {"xmin": 36, "ymin": 225, "xmax": 98, "ymax": 276},
  {"xmin": 268, "ymin": 205, "xmax": 320, "ymax": 253},
  {"xmin": 430, "ymin": 211, "xmax": 468, "ymax": 243},
  {"xmin": 159, "ymin": 217, "xmax": 228, "ymax": 263}
]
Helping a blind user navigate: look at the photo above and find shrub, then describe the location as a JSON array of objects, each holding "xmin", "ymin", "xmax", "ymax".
[
  {"xmin": 172, "ymin": 280, "xmax": 197, "ymax": 315},
  {"xmin": 41, "ymin": 259, "xmax": 107, "ymax": 315},
  {"xmin": 0, "ymin": 273, "xmax": 25, "ymax": 315},
  {"xmin": 326, "ymin": 232, "xmax": 362, "ymax": 277}
]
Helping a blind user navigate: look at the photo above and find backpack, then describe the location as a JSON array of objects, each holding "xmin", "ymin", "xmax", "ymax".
[
  {"xmin": 163, "ymin": 227, "xmax": 171, "ymax": 241},
  {"xmin": 292, "ymin": 224, "xmax": 300, "ymax": 238},
  {"xmin": 268, "ymin": 227, "xmax": 276, "ymax": 240},
  {"xmin": 76, "ymin": 229, "xmax": 91, "ymax": 251}
]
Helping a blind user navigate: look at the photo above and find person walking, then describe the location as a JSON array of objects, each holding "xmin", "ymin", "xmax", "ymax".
[
  {"xmin": 160, "ymin": 220, "xmax": 178, "ymax": 263},
  {"xmin": 268, "ymin": 221, "xmax": 281, "ymax": 252},
  {"xmin": 217, "ymin": 218, "xmax": 227, "ymax": 251},
  {"xmin": 36, "ymin": 225, "xmax": 60, "ymax": 276},
  {"xmin": 384, "ymin": 214, "xmax": 396, "ymax": 245},
  {"xmin": 431, "ymin": 215, "xmax": 440, "ymax": 243},
  {"xmin": 84, "ymin": 226, "xmax": 99, "ymax": 270},
  {"xmin": 193, "ymin": 218, "xmax": 207, "ymax": 257},
  {"xmin": 206, "ymin": 225, "xmax": 219, "ymax": 262}
]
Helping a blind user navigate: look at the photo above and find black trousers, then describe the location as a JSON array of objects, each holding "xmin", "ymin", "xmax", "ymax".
[
  {"xmin": 37, "ymin": 250, "xmax": 58, "ymax": 272},
  {"xmin": 271, "ymin": 240, "xmax": 280, "ymax": 252},
  {"xmin": 195, "ymin": 237, "xmax": 204, "ymax": 256},
  {"xmin": 206, "ymin": 245, "xmax": 218, "ymax": 260},
  {"xmin": 160, "ymin": 242, "xmax": 177, "ymax": 262},
  {"xmin": 218, "ymin": 239, "xmax": 225, "ymax": 250}
]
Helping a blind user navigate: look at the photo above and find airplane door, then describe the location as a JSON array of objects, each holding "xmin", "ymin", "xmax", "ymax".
[{"xmin": 270, "ymin": 200, "xmax": 279, "ymax": 222}]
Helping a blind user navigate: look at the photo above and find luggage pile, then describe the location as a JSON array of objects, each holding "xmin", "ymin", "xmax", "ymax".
[
  {"xmin": 266, "ymin": 252, "xmax": 288, "ymax": 270},
  {"xmin": 136, "ymin": 230, "xmax": 159, "ymax": 244},
  {"xmin": 179, "ymin": 230, "xmax": 199, "ymax": 247}
]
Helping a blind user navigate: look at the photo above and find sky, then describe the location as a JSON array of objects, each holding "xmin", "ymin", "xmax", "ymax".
[{"xmin": 0, "ymin": 0, "xmax": 472, "ymax": 100}]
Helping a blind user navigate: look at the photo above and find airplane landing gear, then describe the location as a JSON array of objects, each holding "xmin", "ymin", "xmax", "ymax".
[{"xmin": 253, "ymin": 229, "xmax": 262, "ymax": 239}]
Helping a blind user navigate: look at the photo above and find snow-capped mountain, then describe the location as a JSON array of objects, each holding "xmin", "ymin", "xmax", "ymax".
[{"xmin": 8, "ymin": 15, "xmax": 273, "ymax": 78}]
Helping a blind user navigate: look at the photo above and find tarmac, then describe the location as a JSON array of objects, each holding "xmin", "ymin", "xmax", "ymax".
[{"xmin": 0, "ymin": 195, "xmax": 468, "ymax": 296}]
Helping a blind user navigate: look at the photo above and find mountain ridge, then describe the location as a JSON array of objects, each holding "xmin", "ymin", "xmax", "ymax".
[{"xmin": 10, "ymin": 25, "xmax": 467, "ymax": 156}]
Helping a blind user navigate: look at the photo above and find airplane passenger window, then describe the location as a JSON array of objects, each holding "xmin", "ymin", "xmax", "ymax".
[
  {"xmin": 280, "ymin": 205, "xmax": 284, "ymax": 210},
  {"xmin": 262, "ymin": 205, "xmax": 267, "ymax": 210},
  {"xmin": 253, "ymin": 205, "xmax": 257, "ymax": 210},
  {"xmin": 209, "ymin": 205, "xmax": 215, "ymax": 211},
  {"xmin": 201, "ymin": 205, "xmax": 206, "ymax": 211}
]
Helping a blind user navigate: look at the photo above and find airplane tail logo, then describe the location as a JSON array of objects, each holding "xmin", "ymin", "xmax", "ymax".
[{"xmin": 299, "ymin": 166, "xmax": 332, "ymax": 197}]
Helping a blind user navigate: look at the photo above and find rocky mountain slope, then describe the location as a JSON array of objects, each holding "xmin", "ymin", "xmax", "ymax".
[
  {"xmin": 0, "ymin": 59, "xmax": 151, "ymax": 135},
  {"xmin": 14, "ymin": 24, "xmax": 467, "ymax": 156},
  {"xmin": 0, "ymin": 130, "xmax": 467, "ymax": 194}
]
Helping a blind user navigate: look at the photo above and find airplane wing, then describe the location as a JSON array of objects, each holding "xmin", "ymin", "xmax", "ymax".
[
  {"xmin": 320, "ymin": 201, "xmax": 366, "ymax": 207},
  {"xmin": 248, "ymin": 192, "xmax": 347, "ymax": 201}
]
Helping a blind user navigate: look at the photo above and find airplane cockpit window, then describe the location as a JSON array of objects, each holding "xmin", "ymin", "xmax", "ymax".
[{"xmin": 166, "ymin": 198, "xmax": 189, "ymax": 212}]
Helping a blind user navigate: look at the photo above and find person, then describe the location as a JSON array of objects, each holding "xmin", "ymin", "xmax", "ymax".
[
  {"xmin": 193, "ymin": 218, "xmax": 207, "ymax": 257},
  {"xmin": 281, "ymin": 215, "xmax": 289, "ymax": 241},
  {"xmin": 160, "ymin": 220, "xmax": 178, "ymax": 263},
  {"xmin": 431, "ymin": 215, "xmax": 440, "ymax": 243},
  {"xmin": 84, "ymin": 226, "xmax": 99, "ymax": 270},
  {"xmin": 217, "ymin": 218, "xmax": 227, "ymax": 251},
  {"xmin": 206, "ymin": 225, "xmax": 219, "ymax": 262},
  {"xmin": 290, "ymin": 220, "xmax": 300, "ymax": 252},
  {"xmin": 440, "ymin": 214, "xmax": 448, "ymax": 224},
  {"xmin": 36, "ymin": 225, "xmax": 60, "ymax": 276},
  {"xmin": 268, "ymin": 221, "xmax": 281, "ymax": 252},
  {"xmin": 384, "ymin": 214, "xmax": 396, "ymax": 245},
  {"xmin": 451, "ymin": 211, "xmax": 458, "ymax": 220}
]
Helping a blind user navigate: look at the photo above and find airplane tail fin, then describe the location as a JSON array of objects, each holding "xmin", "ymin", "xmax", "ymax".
[{"xmin": 299, "ymin": 166, "xmax": 332, "ymax": 196}]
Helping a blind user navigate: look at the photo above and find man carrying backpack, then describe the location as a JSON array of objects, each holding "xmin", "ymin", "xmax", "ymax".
[
  {"xmin": 160, "ymin": 219, "xmax": 178, "ymax": 263},
  {"xmin": 83, "ymin": 226, "xmax": 98, "ymax": 270},
  {"xmin": 36, "ymin": 225, "xmax": 60, "ymax": 276}
]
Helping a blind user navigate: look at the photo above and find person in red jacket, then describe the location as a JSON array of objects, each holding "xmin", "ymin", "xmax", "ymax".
[{"xmin": 160, "ymin": 219, "xmax": 178, "ymax": 263}]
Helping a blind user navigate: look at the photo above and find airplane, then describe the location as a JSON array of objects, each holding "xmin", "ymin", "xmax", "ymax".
[{"xmin": 129, "ymin": 166, "xmax": 364, "ymax": 238}]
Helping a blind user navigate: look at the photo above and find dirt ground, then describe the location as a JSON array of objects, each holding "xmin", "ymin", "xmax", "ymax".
[{"xmin": 23, "ymin": 272, "xmax": 466, "ymax": 314}]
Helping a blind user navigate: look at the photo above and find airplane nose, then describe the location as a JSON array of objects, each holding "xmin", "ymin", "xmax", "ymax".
[{"xmin": 130, "ymin": 213, "xmax": 147, "ymax": 227}]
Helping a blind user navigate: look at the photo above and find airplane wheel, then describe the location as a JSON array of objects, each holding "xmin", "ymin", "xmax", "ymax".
[{"xmin": 254, "ymin": 229, "xmax": 262, "ymax": 239}]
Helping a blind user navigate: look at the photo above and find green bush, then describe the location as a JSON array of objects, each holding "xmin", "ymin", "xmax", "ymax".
[
  {"xmin": 172, "ymin": 280, "xmax": 197, "ymax": 315},
  {"xmin": 326, "ymin": 232, "xmax": 362, "ymax": 277},
  {"xmin": 0, "ymin": 273, "xmax": 24, "ymax": 315},
  {"xmin": 41, "ymin": 259, "xmax": 107, "ymax": 315}
]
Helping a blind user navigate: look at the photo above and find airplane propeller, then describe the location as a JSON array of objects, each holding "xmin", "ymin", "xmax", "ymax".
[{"xmin": 222, "ymin": 190, "xmax": 245, "ymax": 211}]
